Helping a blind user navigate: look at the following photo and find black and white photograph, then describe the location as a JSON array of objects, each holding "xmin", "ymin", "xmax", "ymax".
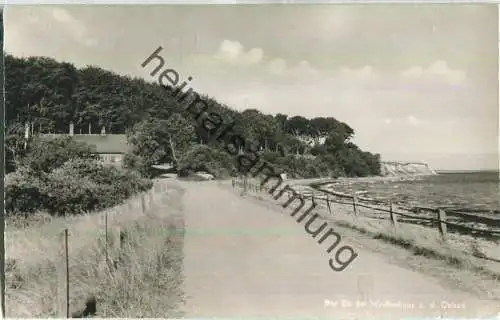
[{"xmin": 2, "ymin": 3, "xmax": 500, "ymax": 318}]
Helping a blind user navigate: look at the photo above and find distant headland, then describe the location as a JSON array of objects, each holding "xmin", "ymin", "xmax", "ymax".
[{"xmin": 380, "ymin": 161, "xmax": 437, "ymax": 177}]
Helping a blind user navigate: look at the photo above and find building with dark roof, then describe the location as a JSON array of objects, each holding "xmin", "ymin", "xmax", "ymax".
[{"xmin": 39, "ymin": 122, "xmax": 130, "ymax": 167}]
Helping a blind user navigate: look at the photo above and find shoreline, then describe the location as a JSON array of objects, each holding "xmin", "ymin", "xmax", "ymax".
[
  {"xmin": 286, "ymin": 174, "xmax": 500, "ymax": 216},
  {"xmin": 288, "ymin": 174, "xmax": 434, "ymax": 188}
]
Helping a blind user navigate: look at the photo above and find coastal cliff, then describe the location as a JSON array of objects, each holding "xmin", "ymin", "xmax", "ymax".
[{"xmin": 380, "ymin": 161, "xmax": 437, "ymax": 177}]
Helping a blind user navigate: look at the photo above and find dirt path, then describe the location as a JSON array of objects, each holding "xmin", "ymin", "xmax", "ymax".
[{"xmin": 180, "ymin": 181, "xmax": 499, "ymax": 319}]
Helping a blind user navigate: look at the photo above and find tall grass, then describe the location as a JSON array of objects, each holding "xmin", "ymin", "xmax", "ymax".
[{"xmin": 5, "ymin": 185, "xmax": 185, "ymax": 317}]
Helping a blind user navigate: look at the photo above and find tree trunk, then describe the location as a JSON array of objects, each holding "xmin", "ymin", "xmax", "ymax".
[{"xmin": 168, "ymin": 134, "xmax": 178, "ymax": 165}]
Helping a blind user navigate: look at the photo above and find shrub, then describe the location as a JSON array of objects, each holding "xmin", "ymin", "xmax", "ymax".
[
  {"xmin": 5, "ymin": 169, "xmax": 46, "ymax": 215},
  {"xmin": 6, "ymin": 158, "xmax": 153, "ymax": 216},
  {"xmin": 177, "ymin": 144, "xmax": 236, "ymax": 178},
  {"xmin": 20, "ymin": 136, "xmax": 98, "ymax": 174},
  {"xmin": 43, "ymin": 167, "xmax": 102, "ymax": 216}
]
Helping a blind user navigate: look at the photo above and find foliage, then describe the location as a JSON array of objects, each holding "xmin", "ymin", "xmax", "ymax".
[
  {"xmin": 6, "ymin": 54, "xmax": 382, "ymax": 180},
  {"xmin": 177, "ymin": 144, "xmax": 236, "ymax": 178},
  {"xmin": 20, "ymin": 136, "xmax": 99, "ymax": 174},
  {"xmin": 6, "ymin": 138, "xmax": 152, "ymax": 216},
  {"xmin": 126, "ymin": 115, "xmax": 196, "ymax": 177},
  {"xmin": 5, "ymin": 168, "xmax": 46, "ymax": 214},
  {"xmin": 5, "ymin": 122, "xmax": 28, "ymax": 173},
  {"xmin": 41, "ymin": 159, "xmax": 152, "ymax": 215}
]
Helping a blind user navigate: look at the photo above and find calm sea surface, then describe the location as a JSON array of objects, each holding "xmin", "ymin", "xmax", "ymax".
[{"xmin": 322, "ymin": 171, "xmax": 499, "ymax": 215}]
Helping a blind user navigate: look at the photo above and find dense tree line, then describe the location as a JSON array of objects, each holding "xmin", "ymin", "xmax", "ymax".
[{"xmin": 5, "ymin": 54, "xmax": 381, "ymax": 179}]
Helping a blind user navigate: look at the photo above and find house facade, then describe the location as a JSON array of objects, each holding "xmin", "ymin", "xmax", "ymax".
[{"xmin": 38, "ymin": 122, "xmax": 130, "ymax": 167}]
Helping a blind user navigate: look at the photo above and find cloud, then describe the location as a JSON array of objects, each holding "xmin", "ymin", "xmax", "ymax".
[
  {"xmin": 214, "ymin": 40, "xmax": 264, "ymax": 66},
  {"xmin": 269, "ymin": 58, "xmax": 318, "ymax": 77},
  {"xmin": 52, "ymin": 7, "xmax": 74, "ymax": 23},
  {"xmin": 401, "ymin": 60, "xmax": 466, "ymax": 86},
  {"xmin": 5, "ymin": 7, "xmax": 97, "ymax": 52},
  {"xmin": 407, "ymin": 115, "xmax": 420, "ymax": 126},
  {"xmin": 50, "ymin": 8, "xmax": 97, "ymax": 46},
  {"xmin": 191, "ymin": 39, "xmax": 320, "ymax": 81},
  {"xmin": 268, "ymin": 58, "xmax": 287, "ymax": 75},
  {"xmin": 291, "ymin": 60, "xmax": 318, "ymax": 76}
]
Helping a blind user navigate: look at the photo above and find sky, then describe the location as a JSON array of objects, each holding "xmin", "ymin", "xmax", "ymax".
[{"xmin": 4, "ymin": 4, "xmax": 499, "ymax": 171}]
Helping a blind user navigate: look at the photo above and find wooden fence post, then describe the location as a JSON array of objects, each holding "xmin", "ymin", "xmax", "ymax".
[
  {"xmin": 438, "ymin": 209, "xmax": 447, "ymax": 240},
  {"xmin": 105, "ymin": 211, "xmax": 109, "ymax": 267},
  {"xmin": 114, "ymin": 227, "xmax": 124, "ymax": 268},
  {"xmin": 326, "ymin": 195, "xmax": 332, "ymax": 215},
  {"xmin": 148, "ymin": 192, "xmax": 153, "ymax": 211},
  {"xmin": 389, "ymin": 201, "xmax": 398, "ymax": 228},
  {"xmin": 352, "ymin": 194, "xmax": 359, "ymax": 216},
  {"xmin": 120, "ymin": 229, "xmax": 128, "ymax": 250},
  {"xmin": 57, "ymin": 229, "xmax": 70, "ymax": 318}
]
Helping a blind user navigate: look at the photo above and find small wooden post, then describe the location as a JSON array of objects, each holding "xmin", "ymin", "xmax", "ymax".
[
  {"xmin": 389, "ymin": 201, "xmax": 397, "ymax": 227},
  {"xmin": 105, "ymin": 211, "xmax": 109, "ymax": 267},
  {"xmin": 57, "ymin": 229, "xmax": 70, "ymax": 318},
  {"xmin": 120, "ymin": 229, "xmax": 128, "ymax": 251},
  {"xmin": 148, "ymin": 192, "xmax": 153, "ymax": 211},
  {"xmin": 108, "ymin": 226, "xmax": 122, "ymax": 270},
  {"xmin": 438, "ymin": 209, "xmax": 447, "ymax": 240},
  {"xmin": 352, "ymin": 194, "xmax": 359, "ymax": 216},
  {"xmin": 326, "ymin": 195, "xmax": 332, "ymax": 214}
]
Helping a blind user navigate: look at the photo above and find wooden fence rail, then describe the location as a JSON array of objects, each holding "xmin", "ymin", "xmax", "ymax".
[
  {"xmin": 231, "ymin": 177, "xmax": 500, "ymax": 241},
  {"xmin": 51, "ymin": 181, "xmax": 169, "ymax": 318}
]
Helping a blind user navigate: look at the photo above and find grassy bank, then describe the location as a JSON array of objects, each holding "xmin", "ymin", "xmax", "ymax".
[{"xmin": 5, "ymin": 182, "xmax": 185, "ymax": 317}]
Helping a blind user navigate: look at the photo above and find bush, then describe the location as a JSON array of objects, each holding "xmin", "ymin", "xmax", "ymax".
[
  {"xmin": 20, "ymin": 136, "xmax": 98, "ymax": 174},
  {"xmin": 123, "ymin": 151, "xmax": 151, "ymax": 177},
  {"xmin": 5, "ymin": 169, "xmax": 46, "ymax": 215},
  {"xmin": 6, "ymin": 158, "xmax": 153, "ymax": 216},
  {"xmin": 43, "ymin": 167, "xmax": 102, "ymax": 216},
  {"xmin": 177, "ymin": 144, "xmax": 236, "ymax": 178}
]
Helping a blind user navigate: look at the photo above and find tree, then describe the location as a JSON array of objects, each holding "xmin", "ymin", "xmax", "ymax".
[
  {"xmin": 5, "ymin": 121, "xmax": 27, "ymax": 173},
  {"xmin": 5, "ymin": 54, "xmax": 381, "ymax": 181},
  {"xmin": 275, "ymin": 113, "xmax": 288, "ymax": 131},
  {"xmin": 285, "ymin": 115, "xmax": 309, "ymax": 136},
  {"xmin": 127, "ymin": 114, "xmax": 196, "ymax": 175},
  {"xmin": 177, "ymin": 144, "xmax": 235, "ymax": 178},
  {"xmin": 234, "ymin": 109, "xmax": 278, "ymax": 151}
]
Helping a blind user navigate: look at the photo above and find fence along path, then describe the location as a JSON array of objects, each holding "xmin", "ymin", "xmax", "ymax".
[
  {"xmin": 54, "ymin": 180, "xmax": 170, "ymax": 318},
  {"xmin": 232, "ymin": 177, "xmax": 500, "ymax": 242}
]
